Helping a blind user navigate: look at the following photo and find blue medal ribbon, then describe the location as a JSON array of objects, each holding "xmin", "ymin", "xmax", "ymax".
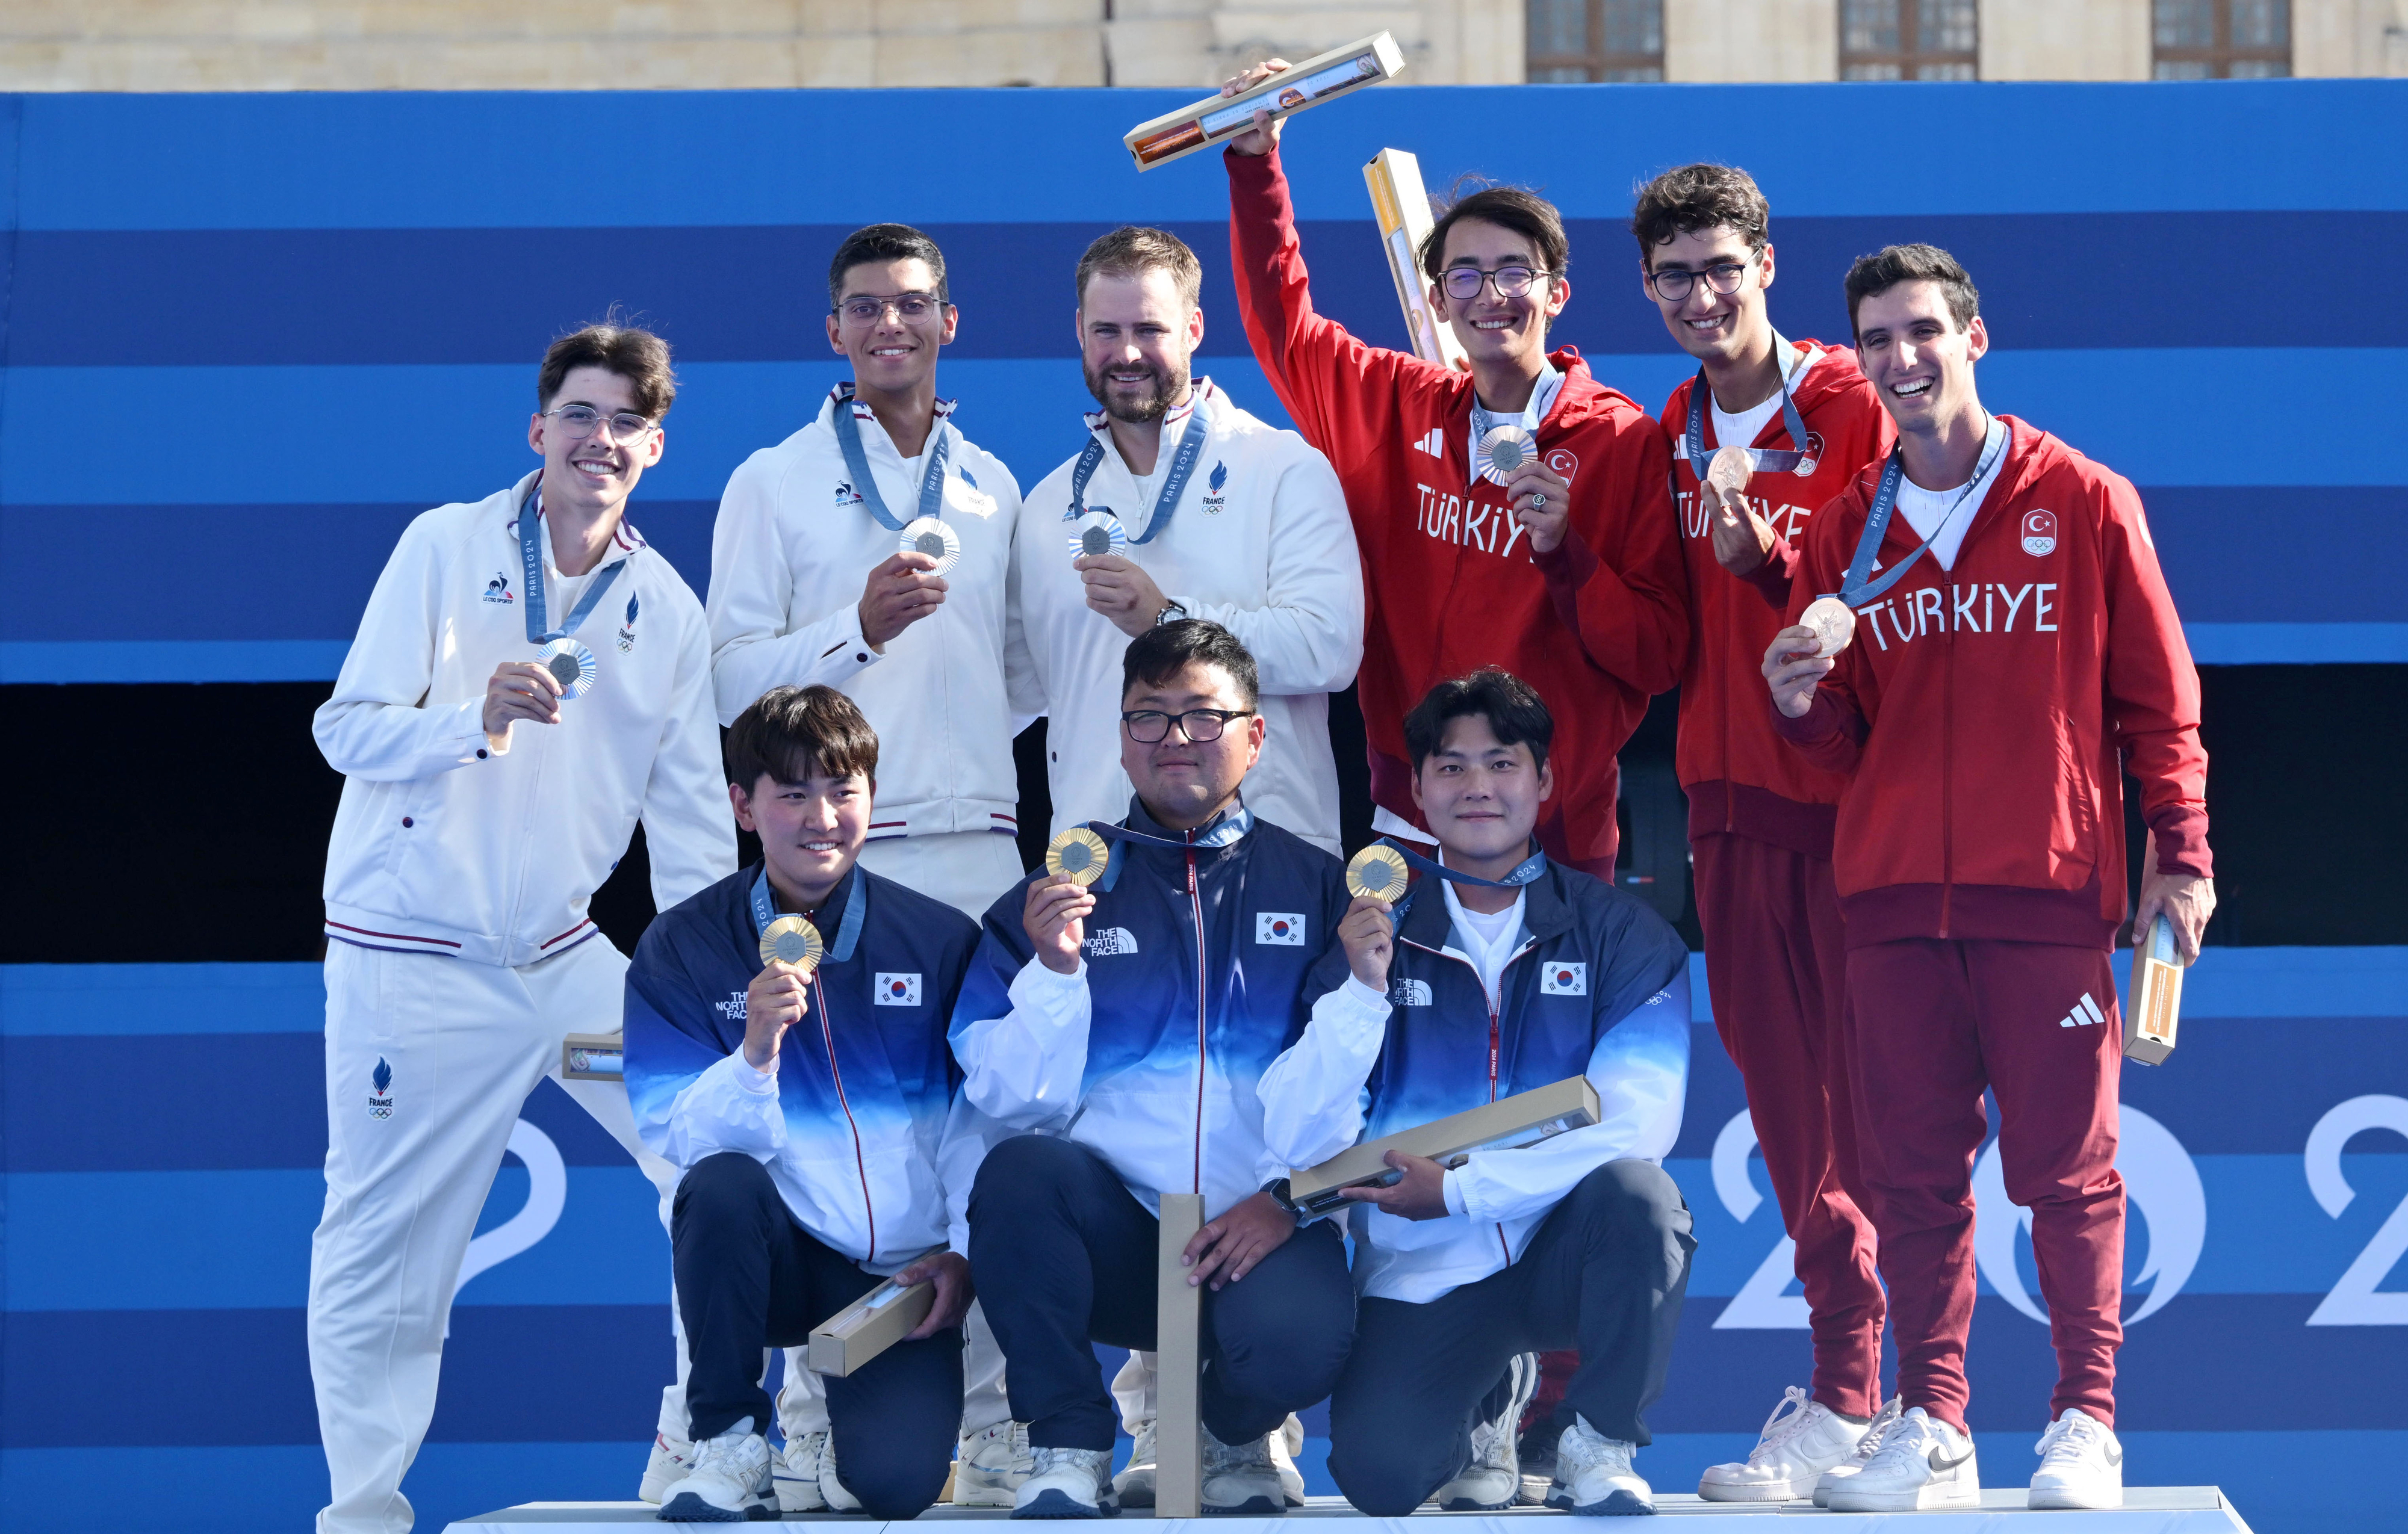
[
  {"xmin": 1682, "ymin": 333, "xmax": 1814, "ymax": 483},
  {"xmin": 1829, "ymin": 415, "xmax": 2009, "ymax": 609},
  {"xmin": 1377, "ymin": 835, "xmax": 1547, "ymax": 891},
  {"xmin": 516, "ymin": 485, "xmax": 628, "ymax": 645},
  {"xmin": 1066, "ymin": 384, "xmax": 1214, "ymax": 546},
  {"xmin": 1468, "ymin": 357, "xmax": 1562, "ymax": 489},
  {"xmin": 1081, "ymin": 802, "xmax": 1254, "ymax": 892},
  {"xmin": 830, "ymin": 385, "xmax": 954, "ymax": 534},
  {"xmin": 748, "ymin": 864, "xmax": 867, "ymax": 965}
]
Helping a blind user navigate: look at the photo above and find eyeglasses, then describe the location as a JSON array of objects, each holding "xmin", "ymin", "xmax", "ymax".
[
  {"xmin": 541, "ymin": 404, "xmax": 657, "ymax": 441},
  {"xmin": 1440, "ymin": 265, "xmax": 1551, "ymax": 302},
  {"xmin": 1120, "ymin": 708, "xmax": 1255, "ymax": 744},
  {"xmin": 1647, "ymin": 261, "xmax": 1752, "ymax": 303},
  {"xmin": 834, "ymin": 292, "xmax": 945, "ymax": 327}
]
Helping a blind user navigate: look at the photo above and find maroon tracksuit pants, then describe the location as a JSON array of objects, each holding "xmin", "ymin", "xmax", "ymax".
[
  {"xmin": 1846, "ymin": 938, "xmax": 2126, "ymax": 1432},
  {"xmin": 1692, "ymin": 833, "xmax": 1884, "ymax": 1420}
]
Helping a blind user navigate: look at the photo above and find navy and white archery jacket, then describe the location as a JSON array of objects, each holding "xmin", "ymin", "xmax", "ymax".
[
  {"xmin": 1259, "ymin": 857, "xmax": 1691, "ymax": 1302},
  {"xmin": 949, "ymin": 799, "xmax": 1350, "ymax": 1220},
  {"xmin": 626, "ymin": 861, "xmax": 987, "ymax": 1269}
]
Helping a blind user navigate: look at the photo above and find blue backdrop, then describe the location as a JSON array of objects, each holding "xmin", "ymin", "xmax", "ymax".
[{"xmin": 2, "ymin": 80, "xmax": 2406, "ymax": 1534}]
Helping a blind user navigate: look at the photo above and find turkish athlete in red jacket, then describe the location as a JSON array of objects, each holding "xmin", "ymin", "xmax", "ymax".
[
  {"xmin": 1630, "ymin": 165, "xmax": 1895, "ymax": 1504},
  {"xmin": 1221, "ymin": 72, "xmax": 1683, "ymax": 880},
  {"xmin": 1766, "ymin": 247, "xmax": 2214, "ymax": 1517}
]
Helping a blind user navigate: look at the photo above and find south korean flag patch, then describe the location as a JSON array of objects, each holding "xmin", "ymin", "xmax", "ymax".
[
  {"xmin": 1539, "ymin": 962, "xmax": 1587, "ymax": 996},
  {"xmin": 1256, "ymin": 912, "xmax": 1308, "ymax": 946},
  {"xmin": 874, "ymin": 973, "xmax": 923, "ymax": 1007}
]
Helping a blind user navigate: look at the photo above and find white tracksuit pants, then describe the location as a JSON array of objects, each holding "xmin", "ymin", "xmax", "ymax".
[{"xmin": 309, "ymin": 936, "xmax": 684, "ymax": 1534}]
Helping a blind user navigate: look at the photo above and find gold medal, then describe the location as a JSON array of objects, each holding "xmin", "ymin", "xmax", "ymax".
[
  {"xmin": 758, "ymin": 914, "xmax": 824, "ymax": 975},
  {"xmin": 1044, "ymin": 827, "xmax": 1110, "ymax": 887},
  {"xmin": 1707, "ymin": 444, "xmax": 1754, "ymax": 504},
  {"xmin": 1800, "ymin": 595, "xmax": 1857, "ymax": 657},
  {"xmin": 1345, "ymin": 843, "xmax": 1410, "ymax": 902}
]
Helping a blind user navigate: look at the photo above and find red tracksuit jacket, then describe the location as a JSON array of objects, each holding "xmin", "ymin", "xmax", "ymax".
[
  {"xmin": 1774, "ymin": 416, "xmax": 2211, "ymax": 948},
  {"xmin": 1228, "ymin": 146, "xmax": 1684, "ymax": 871},
  {"xmin": 1658, "ymin": 348, "xmax": 1893, "ymax": 858}
]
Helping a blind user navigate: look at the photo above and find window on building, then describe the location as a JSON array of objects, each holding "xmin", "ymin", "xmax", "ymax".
[
  {"xmin": 1839, "ymin": 0, "xmax": 1979, "ymax": 80},
  {"xmin": 2153, "ymin": 0, "xmax": 2290, "ymax": 77},
  {"xmin": 1528, "ymin": 0, "xmax": 1666, "ymax": 82}
]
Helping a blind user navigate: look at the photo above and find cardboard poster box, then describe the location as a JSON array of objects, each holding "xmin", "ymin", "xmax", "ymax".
[
  {"xmin": 1153, "ymin": 1192, "xmax": 1206, "ymax": 1517},
  {"xmin": 1291, "ymin": 1077, "xmax": 1603, "ymax": 1213},
  {"xmin": 1123, "ymin": 33, "xmax": 1407, "ymax": 172},
  {"xmin": 807, "ymin": 1277, "xmax": 935, "ymax": 1377}
]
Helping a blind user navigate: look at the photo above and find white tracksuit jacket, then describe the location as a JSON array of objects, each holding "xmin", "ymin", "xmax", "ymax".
[
  {"xmin": 707, "ymin": 389, "xmax": 1027, "ymax": 845},
  {"xmin": 1015, "ymin": 380, "xmax": 1362, "ymax": 854},
  {"xmin": 315, "ymin": 473, "xmax": 736, "ymax": 965}
]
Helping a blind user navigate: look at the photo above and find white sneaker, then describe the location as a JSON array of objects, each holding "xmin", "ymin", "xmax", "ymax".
[
  {"xmin": 1111, "ymin": 1419, "xmax": 1158, "ymax": 1507},
  {"xmin": 1013, "ymin": 1446, "xmax": 1119, "ymax": 1519},
  {"xmin": 1268, "ymin": 1414, "xmax": 1308, "ymax": 1508},
  {"xmin": 818, "ymin": 1432, "xmax": 860, "ymax": 1513},
  {"xmin": 1698, "ymin": 1386, "xmax": 1871, "ymax": 1503},
  {"xmin": 657, "ymin": 1427, "xmax": 775, "ymax": 1521},
  {"xmin": 1813, "ymin": 1396, "xmax": 1901, "ymax": 1507},
  {"xmin": 954, "ymin": 1420, "xmax": 1034, "ymax": 1507},
  {"xmin": 1825, "ymin": 1406, "xmax": 1978, "ymax": 1512},
  {"xmin": 1435, "ymin": 1353, "xmax": 1539, "ymax": 1510},
  {"xmin": 2030, "ymin": 1408, "xmax": 2123, "ymax": 1510},
  {"xmin": 1202, "ymin": 1426, "xmax": 1286, "ymax": 1515},
  {"xmin": 639, "ymin": 1432, "xmax": 697, "ymax": 1505},
  {"xmin": 1549, "ymin": 1416, "xmax": 1654, "ymax": 1517},
  {"xmin": 772, "ymin": 1430, "xmax": 827, "ymax": 1514}
]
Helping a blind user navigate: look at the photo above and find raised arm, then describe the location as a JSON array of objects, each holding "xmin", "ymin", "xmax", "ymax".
[{"xmin": 946, "ymin": 879, "xmax": 1098, "ymax": 1127}]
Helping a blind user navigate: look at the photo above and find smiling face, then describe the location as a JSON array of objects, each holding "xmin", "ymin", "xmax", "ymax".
[
  {"xmin": 1432, "ymin": 217, "xmax": 1568, "ymax": 372},
  {"xmin": 1855, "ymin": 279, "xmax": 1988, "ymax": 439},
  {"xmin": 1644, "ymin": 224, "xmax": 1774, "ymax": 368},
  {"xmin": 1410, "ymin": 711, "xmax": 1553, "ymax": 868},
  {"xmin": 527, "ymin": 365, "xmax": 664, "ymax": 517},
  {"xmin": 730, "ymin": 764, "xmax": 872, "ymax": 909},
  {"xmin": 825, "ymin": 256, "xmax": 957, "ymax": 396},
  {"xmin": 1078, "ymin": 266, "xmax": 1203, "ymax": 424},
  {"xmin": 1119, "ymin": 658, "xmax": 1264, "ymax": 830}
]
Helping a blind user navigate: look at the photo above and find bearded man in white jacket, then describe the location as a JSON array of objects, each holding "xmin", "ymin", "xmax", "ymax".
[{"xmin": 308, "ymin": 323, "xmax": 736, "ymax": 1534}]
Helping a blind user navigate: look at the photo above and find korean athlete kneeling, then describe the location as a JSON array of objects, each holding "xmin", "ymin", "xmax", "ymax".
[
  {"xmin": 627, "ymin": 685, "xmax": 988, "ymax": 1521},
  {"xmin": 1261, "ymin": 669, "xmax": 1695, "ymax": 1516}
]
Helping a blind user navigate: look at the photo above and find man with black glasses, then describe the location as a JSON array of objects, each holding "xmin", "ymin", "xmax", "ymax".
[{"xmin": 702, "ymin": 223, "xmax": 1031, "ymax": 1509}]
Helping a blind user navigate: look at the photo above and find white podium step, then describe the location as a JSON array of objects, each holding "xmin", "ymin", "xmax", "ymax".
[{"xmin": 445, "ymin": 1488, "xmax": 2251, "ymax": 1532}]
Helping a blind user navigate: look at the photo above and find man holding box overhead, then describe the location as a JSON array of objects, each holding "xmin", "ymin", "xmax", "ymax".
[
  {"xmin": 952, "ymin": 621, "xmax": 1358, "ymax": 1519},
  {"xmin": 1220, "ymin": 62, "xmax": 1685, "ymax": 879},
  {"xmin": 1764, "ymin": 246, "xmax": 2214, "ymax": 1513},
  {"xmin": 1261, "ymin": 669, "xmax": 1693, "ymax": 1516},
  {"xmin": 626, "ymin": 685, "xmax": 989, "ymax": 1522}
]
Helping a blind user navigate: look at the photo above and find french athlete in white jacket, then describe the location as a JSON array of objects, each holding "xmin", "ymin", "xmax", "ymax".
[
  {"xmin": 709, "ymin": 226, "xmax": 1028, "ymax": 922},
  {"xmin": 1016, "ymin": 227, "xmax": 1361, "ymax": 857},
  {"xmin": 308, "ymin": 329, "xmax": 736, "ymax": 1534}
]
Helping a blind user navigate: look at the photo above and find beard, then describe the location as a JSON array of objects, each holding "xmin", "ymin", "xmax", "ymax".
[{"xmin": 1083, "ymin": 355, "xmax": 1190, "ymax": 424}]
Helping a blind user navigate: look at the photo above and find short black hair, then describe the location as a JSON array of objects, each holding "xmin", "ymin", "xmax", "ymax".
[
  {"xmin": 1421, "ymin": 181, "xmax": 1571, "ymax": 287},
  {"xmin": 725, "ymin": 685, "xmax": 880, "ymax": 790},
  {"xmin": 1120, "ymin": 619, "xmax": 1260, "ymax": 710},
  {"xmin": 1403, "ymin": 668, "xmax": 1554, "ymax": 773},
  {"xmin": 827, "ymin": 223, "xmax": 951, "ymax": 309},
  {"xmin": 1844, "ymin": 243, "xmax": 1980, "ymax": 341}
]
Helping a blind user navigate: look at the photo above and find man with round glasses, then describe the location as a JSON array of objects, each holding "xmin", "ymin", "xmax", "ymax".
[
  {"xmin": 308, "ymin": 323, "xmax": 735, "ymax": 1534},
  {"xmin": 1220, "ymin": 61, "xmax": 1683, "ymax": 884},
  {"xmin": 701, "ymin": 223, "xmax": 1033, "ymax": 1507},
  {"xmin": 1627, "ymin": 163, "xmax": 1898, "ymax": 1505},
  {"xmin": 1015, "ymin": 224, "xmax": 1361, "ymax": 856}
]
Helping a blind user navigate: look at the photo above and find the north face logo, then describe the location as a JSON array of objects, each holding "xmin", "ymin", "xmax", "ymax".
[
  {"xmin": 1391, "ymin": 979, "xmax": 1432, "ymax": 1007},
  {"xmin": 1083, "ymin": 927, "xmax": 1140, "ymax": 957}
]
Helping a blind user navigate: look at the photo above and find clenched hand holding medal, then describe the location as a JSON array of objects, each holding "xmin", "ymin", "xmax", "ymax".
[
  {"xmin": 485, "ymin": 487, "xmax": 630, "ymax": 750},
  {"xmin": 1476, "ymin": 424, "xmax": 1572, "ymax": 554}
]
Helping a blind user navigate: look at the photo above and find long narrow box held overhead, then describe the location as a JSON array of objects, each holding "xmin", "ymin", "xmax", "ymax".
[
  {"xmin": 1365, "ymin": 148, "xmax": 1468, "ymax": 370},
  {"xmin": 1123, "ymin": 33, "xmax": 1408, "ymax": 172},
  {"xmin": 807, "ymin": 1277, "xmax": 935, "ymax": 1377},
  {"xmin": 1290, "ymin": 1077, "xmax": 1602, "ymax": 1214}
]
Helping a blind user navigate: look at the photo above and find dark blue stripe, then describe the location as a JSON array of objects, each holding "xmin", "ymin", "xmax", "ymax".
[{"xmin": 10, "ymin": 213, "xmax": 2402, "ymax": 368}]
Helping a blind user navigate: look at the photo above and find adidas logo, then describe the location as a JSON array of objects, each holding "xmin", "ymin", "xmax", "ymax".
[
  {"xmin": 1412, "ymin": 426, "xmax": 1444, "ymax": 457},
  {"xmin": 2059, "ymin": 992, "xmax": 2107, "ymax": 1028}
]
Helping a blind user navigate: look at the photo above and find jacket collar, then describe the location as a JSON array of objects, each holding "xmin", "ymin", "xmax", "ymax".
[
  {"xmin": 746, "ymin": 859, "xmax": 867, "ymax": 965},
  {"xmin": 1397, "ymin": 854, "xmax": 1578, "ymax": 955},
  {"xmin": 1096, "ymin": 793, "xmax": 1252, "ymax": 891}
]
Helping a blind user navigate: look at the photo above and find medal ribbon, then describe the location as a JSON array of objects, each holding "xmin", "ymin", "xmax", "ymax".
[
  {"xmin": 1682, "ymin": 331, "xmax": 1814, "ymax": 482},
  {"xmin": 517, "ymin": 485, "xmax": 629, "ymax": 645},
  {"xmin": 1468, "ymin": 357, "xmax": 1562, "ymax": 489},
  {"xmin": 1379, "ymin": 835, "xmax": 1548, "ymax": 891},
  {"xmin": 830, "ymin": 385, "xmax": 954, "ymax": 534},
  {"xmin": 749, "ymin": 864, "xmax": 867, "ymax": 964},
  {"xmin": 1829, "ymin": 415, "xmax": 2009, "ymax": 609},
  {"xmin": 1066, "ymin": 383, "xmax": 1214, "ymax": 546},
  {"xmin": 1082, "ymin": 802, "xmax": 1255, "ymax": 891}
]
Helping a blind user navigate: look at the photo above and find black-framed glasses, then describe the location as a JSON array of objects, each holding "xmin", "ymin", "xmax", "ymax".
[
  {"xmin": 1120, "ymin": 708, "xmax": 1255, "ymax": 744},
  {"xmin": 1440, "ymin": 264, "xmax": 1551, "ymax": 302},
  {"xmin": 834, "ymin": 292, "xmax": 945, "ymax": 326},
  {"xmin": 541, "ymin": 404, "xmax": 657, "ymax": 441},
  {"xmin": 1647, "ymin": 262, "xmax": 1752, "ymax": 303}
]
